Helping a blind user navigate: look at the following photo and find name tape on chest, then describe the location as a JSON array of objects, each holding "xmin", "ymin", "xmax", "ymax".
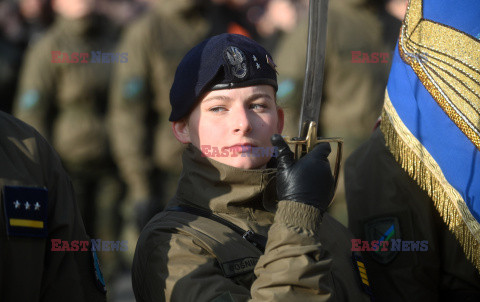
[{"xmin": 221, "ymin": 257, "xmax": 258, "ymax": 278}]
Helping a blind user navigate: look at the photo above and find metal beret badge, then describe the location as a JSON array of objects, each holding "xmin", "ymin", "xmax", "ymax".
[{"xmin": 224, "ymin": 46, "xmax": 247, "ymax": 79}]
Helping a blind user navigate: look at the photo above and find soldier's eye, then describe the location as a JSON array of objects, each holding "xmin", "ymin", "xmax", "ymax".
[
  {"xmin": 250, "ymin": 103, "xmax": 267, "ymax": 110},
  {"xmin": 210, "ymin": 106, "xmax": 226, "ymax": 112}
]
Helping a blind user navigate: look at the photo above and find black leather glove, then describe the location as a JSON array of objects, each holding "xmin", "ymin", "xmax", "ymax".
[{"xmin": 271, "ymin": 134, "xmax": 334, "ymax": 212}]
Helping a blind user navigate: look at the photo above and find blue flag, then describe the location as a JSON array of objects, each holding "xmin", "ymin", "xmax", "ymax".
[{"xmin": 380, "ymin": 0, "xmax": 480, "ymax": 272}]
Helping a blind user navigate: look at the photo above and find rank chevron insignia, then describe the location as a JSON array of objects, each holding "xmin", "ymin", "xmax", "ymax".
[{"xmin": 380, "ymin": 0, "xmax": 480, "ymax": 272}]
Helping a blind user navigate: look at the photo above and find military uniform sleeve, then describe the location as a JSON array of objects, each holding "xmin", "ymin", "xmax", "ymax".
[
  {"xmin": 132, "ymin": 201, "xmax": 333, "ymax": 302},
  {"xmin": 250, "ymin": 201, "xmax": 332, "ymax": 301},
  {"xmin": 13, "ymin": 36, "xmax": 56, "ymax": 138},
  {"xmin": 345, "ymin": 128, "xmax": 480, "ymax": 301},
  {"xmin": 0, "ymin": 114, "xmax": 105, "ymax": 301},
  {"xmin": 345, "ymin": 129, "xmax": 441, "ymax": 301},
  {"xmin": 107, "ymin": 19, "xmax": 153, "ymax": 202}
]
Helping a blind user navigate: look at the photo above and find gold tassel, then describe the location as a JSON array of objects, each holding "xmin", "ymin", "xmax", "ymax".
[{"xmin": 380, "ymin": 108, "xmax": 480, "ymax": 273}]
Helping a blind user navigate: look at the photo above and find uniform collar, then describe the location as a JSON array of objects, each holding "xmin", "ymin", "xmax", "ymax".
[
  {"xmin": 172, "ymin": 144, "xmax": 277, "ymax": 215},
  {"xmin": 55, "ymin": 15, "xmax": 97, "ymax": 36}
]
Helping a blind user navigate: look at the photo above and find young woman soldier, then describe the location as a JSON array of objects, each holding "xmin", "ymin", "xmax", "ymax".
[{"xmin": 132, "ymin": 33, "xmax": 371, "ymax": 302}]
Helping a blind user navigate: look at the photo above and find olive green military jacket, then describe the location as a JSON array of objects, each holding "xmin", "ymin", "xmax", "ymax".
[
  {"xmin": 132, "ymin": 145, "xmax": 370, "ymax": 301},
  {"xmin": 108, "ymin": 0, "xmax": 209, "ymax": 202},
  {"xmin": 345, "ymin": 128, "xmax": 480, "ymax": 301},
  {"xmin": 0, "ymin": 111, "xmax": 106, "ymax": 301},
  {"xmin": 13, "ymin": 15, "xmax": 118, "ymax": 168}
]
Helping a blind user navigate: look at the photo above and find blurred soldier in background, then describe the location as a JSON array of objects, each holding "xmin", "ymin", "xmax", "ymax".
[
  {"xmin": 270, "ymin": 0, "xmax": 308, "ymax": 138},
  {"xmin": 0, "ymin": 110, "xmax": 106, "ymax": 301},
  {"xmin": 14, "ymin": 0, "xmax": 53, "ymax": 44},
  {"xmin": 95, "ymin": 0, "xmax": 153, "ymax": 26},
  {"xmin": 0, "ymin": 0, "xmax": 53, "ymax": 113},
  {"xmin": 321, "ymin": 0, "xmax": 406, "ymax": 224},
  {"xmin": 12, "ymin": 0, "xmax": 123, "ymax": 283},
  {"xmin": 322, "ymin": 0, "xmax": 404, "ymax": 145}
]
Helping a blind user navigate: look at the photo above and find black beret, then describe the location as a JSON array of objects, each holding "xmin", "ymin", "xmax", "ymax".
[{"xmin": 169, "ymin": 33, "xmax": 278, "ymax": 121}]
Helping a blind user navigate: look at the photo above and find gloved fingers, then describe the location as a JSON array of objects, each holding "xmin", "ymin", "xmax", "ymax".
[
  {"xmin": 305, "ymin": 142, "xmax": 331, "ymax": 161},
  {"xmin": 271, "ymin": 134, "xmax": 294, "ymax": 170}
]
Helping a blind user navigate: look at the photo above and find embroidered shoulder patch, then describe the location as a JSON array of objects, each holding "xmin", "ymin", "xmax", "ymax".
[
  {"xmin": 19, "ymin": 90, "xmax": 40, "ymax": 110},
  {"xmin": 220, "ymin": 257, "xmax": 258, "ymax": 278},
  {"xmin": 3, "ymin": 186, "xmax": 48, "ymax": 238},
  {"xmin": 122, "ymin": 77, "xmax": 145, "ymax": 101},
  {"xmin": 364, "ymin": 216, "xmax": 401, "ymax": 264}
]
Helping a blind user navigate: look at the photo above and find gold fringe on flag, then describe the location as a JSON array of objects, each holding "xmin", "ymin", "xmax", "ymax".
[{"xmin": 381, "ymin": 93, "xmax": 480, "ymax": 273}]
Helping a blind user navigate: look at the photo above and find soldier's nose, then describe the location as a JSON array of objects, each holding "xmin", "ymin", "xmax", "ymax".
[{"xmin": 233, "ymin": 109, "xmax": 252, "ymax": 135}]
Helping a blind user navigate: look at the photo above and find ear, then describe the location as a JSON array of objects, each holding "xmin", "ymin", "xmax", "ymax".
[
  {"xmin": 172, "ymin": 120, "xmax": 191, "ymax": 144},
  {"xmin": 276, "ymin": 107, "xmax": 284, "ymax": 134}
]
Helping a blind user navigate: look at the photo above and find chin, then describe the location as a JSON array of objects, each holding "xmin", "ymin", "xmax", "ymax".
[{"xmin": 227, "ymin": 157, "xmax": 270, "ymax": 170}]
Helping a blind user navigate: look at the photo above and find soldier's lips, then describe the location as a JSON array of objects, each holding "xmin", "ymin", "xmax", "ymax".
[{"xmin": 224, "ymin": 144, "xmax": 256, "ymax": 153}]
